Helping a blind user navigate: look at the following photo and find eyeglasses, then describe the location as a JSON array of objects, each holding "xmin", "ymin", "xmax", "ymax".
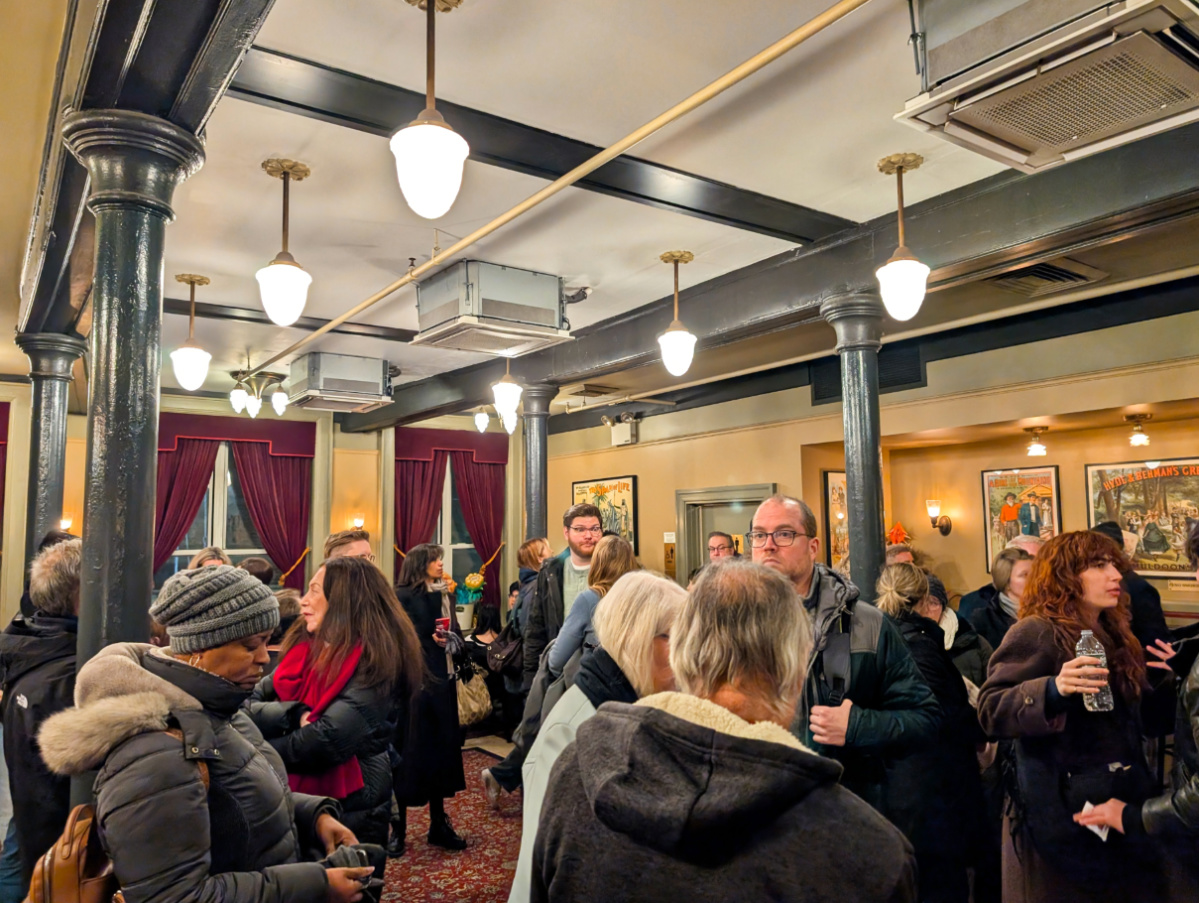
[
  {"xmin": 569, "ymin": 526, "xmax": 603, "ymax": 536},
  {"xmin": 747, "ymin": 530, "xmax": 812, "ymax": 548},
  {"xmin": 707, "ymin": 545, "xmax": 732, "ymax": 553}
]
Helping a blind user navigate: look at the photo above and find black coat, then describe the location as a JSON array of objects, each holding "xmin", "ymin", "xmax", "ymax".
[
  {"xmin": 885, "ymin": 613, "xmax": 986, "ymax": 881},
  {"xmin": 523, "ymin": 555, "xmax": 565, "ymax": 686},
  {"xmin": 249, "ymin": 663, "xmax": 399, "ymax": 846},
  {"xmin": 36, "ymin": 644, "xmax": 333, "ymax": 903},
  {"xmin": 966, "ymin": 591, "xmax": 1016, "ymax": 654},
  {"xmin": 394, "ymin": 583, "xmax": 466, "ymax": 805},
  {"xmin": 0, "ymin": 614, "xmax": 77, "ymax": 883},
  {"xmin": 946, "ymin": 611, "xmax": 993, "ymax": 688}
]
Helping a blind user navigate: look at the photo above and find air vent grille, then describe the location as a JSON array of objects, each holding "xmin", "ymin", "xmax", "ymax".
[
  {"xmin": 985, "ymin": 258, "xmax": 1108, "ymax": 297},
  {"xmin": 951, "ymin": 32, "xmax": 1199, "ymax": 158}
]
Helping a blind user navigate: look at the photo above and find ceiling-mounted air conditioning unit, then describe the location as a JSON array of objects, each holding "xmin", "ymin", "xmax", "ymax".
[
  {"xmin": 412, "ymin": 260, "xmax": 573, "ymax": 356},
  {"xmin": 288, "ymin": 352, "xmax": 393, "ymax": 413},
  {"xmin": 897, "ymin": 0, "xmax": 1199, "ymax": 173}
]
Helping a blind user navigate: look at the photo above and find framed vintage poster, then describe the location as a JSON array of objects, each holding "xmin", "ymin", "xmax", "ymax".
[
  {"xmin": 1085, "ymin": 458, "xmax": 1199, "ymax": 577},
  {"xmin": 981, "ymin": 466, "xmax": 1061, "ymax": 569},
  {"xmin": 823, "ymin": 471, "xmax": 849, "ymax": 570},
  {"xmin": 572, "ymin": 476, "xmax": 639, "ymax": 553}
]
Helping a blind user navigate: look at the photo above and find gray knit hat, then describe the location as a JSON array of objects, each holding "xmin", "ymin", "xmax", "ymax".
[{"xmin": 151, "ymin": 565, "xmax": 279, "ymax": 654}]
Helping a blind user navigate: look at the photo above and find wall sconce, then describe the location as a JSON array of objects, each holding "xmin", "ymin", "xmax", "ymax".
[
  {"xmin": 1125, "ymin": 413, "xmax": 1151, "ymax": 447},
  {"xmin": 60, "ymin": 516, "xmax": 74, "ymax": 532},
  {"xmin": 925, "ymin": 500, "xmax": 952, "ymax": 536},
  {"xmin": 1025, "ymin": 427, "xmax": 1048, "ymax": 457},
  {"xmin": 351, "ymin": 515, "xmax": 366, "ymax": 530}
]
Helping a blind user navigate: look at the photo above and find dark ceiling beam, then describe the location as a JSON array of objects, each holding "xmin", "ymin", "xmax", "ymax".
[
  {"xmin": 228, "ymin": 47, "xmax": 855, "ymax": 244},
  {"xmin": 164, "ymin": 297, "xmax": 418, "ymax": 342},
  {"xmin": 340, "ymin": 121, "xmax": 1199, "ymax": 432},
  {"xmin": 20, "ymin": 0, "xmax": 277, "ymax": 337}
]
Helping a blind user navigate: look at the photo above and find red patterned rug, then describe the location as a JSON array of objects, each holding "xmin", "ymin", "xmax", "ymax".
[{"xmin": 383, "ymin": 748, "xmax": 523, "ymax": 903}]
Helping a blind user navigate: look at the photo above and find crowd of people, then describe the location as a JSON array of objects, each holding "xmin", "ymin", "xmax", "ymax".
[{"xmin": 0, "ymin": 498, "xmax": 1197, "ymax": 902}]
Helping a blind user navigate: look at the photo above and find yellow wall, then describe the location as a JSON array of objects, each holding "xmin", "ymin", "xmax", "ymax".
[{"xmin": 330, "ymin": 443, "xmax": 381, "ymax": 557}]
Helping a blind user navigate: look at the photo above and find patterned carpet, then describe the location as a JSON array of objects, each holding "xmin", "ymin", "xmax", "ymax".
[{"xmin": 383, "ymin": 748, "xmax": 523, "ymax": 903}]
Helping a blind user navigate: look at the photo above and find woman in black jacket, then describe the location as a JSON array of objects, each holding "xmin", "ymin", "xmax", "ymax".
[
  {"xmin": 393, "ymin": 543, "xmax": 469, "ymax": 852},
  {"xmin": 250, "ymin": 557, "xmax": 423, "ymax": 847},
  {"xmin": 876, "ymin": 562, "xmax": 985, "ymax": 903},
  {"xmin": 967, "ymin": 547, "xmax": 1032, "ymax": 651}
]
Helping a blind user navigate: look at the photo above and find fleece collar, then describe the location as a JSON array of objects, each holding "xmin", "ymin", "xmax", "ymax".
[{"xmin": 636, "ymin": 692, "xmax": 812, "ymax": 754}]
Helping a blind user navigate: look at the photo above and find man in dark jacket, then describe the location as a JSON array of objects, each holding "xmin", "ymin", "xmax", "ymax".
[
  {"xmin": 532, "ymin": 559, "xmax": 916, "ymax": 903},
  {"xmin": 1092, "ymin": 521, "xmax": 1170, "ymax": 648},
  {"xmin": 751, "ymin": 495, "xmax": 940, "ymax": 815},
  {"xmin": 482, "ymin": 503, "xmax": 601, "ymax": 802},
  {"xmin": 0, "ymin": 538, "xmax": 81, "ymax": 893}
]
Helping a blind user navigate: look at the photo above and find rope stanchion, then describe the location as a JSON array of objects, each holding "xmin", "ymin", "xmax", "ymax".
[
  {"xmin": 480, "ymin": 542, "xmax": 504, "ymax": 570},
  {"xmin": 280, "ymin": 547, "xmax": 311, "ymax": 581}
]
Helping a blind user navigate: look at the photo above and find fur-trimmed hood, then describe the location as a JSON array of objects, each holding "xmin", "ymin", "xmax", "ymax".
[{"xmin": 38, "ymin": 643, "xmax": 202, "ymax": 776}]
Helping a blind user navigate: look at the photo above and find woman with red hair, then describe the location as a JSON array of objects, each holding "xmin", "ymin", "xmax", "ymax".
[{"xmin": 978, "ymin": 531, "xmax": 1175, "ymax": 903}]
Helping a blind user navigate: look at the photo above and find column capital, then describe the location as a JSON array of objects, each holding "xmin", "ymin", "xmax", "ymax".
[
  {"xmin": 522, "ymin": 383, "xmax": 558, "ymax": 415},
  {"xmin": 63, "ymin": 109, "xmax": 205, "ymax": 221},
  {"xmin": 819, "ymin": 288, "xmax": 885, "ymax": 354},
  {"xmin": 16, "ymin": 332, "xmax": 87, "ymax": 381}
]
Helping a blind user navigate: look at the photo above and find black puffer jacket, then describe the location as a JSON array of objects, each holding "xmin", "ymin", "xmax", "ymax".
[
  {"xmin": 249, "ymin": 666, "xmax": 398, "ymax": 845},
  {"xmin": 0, "ymin": 613, "xmax": 77, "ymax": 883},
  {"xmin": 523, "ymin": 555, "xmax": 566, "ymax": 686},
  {"xmin": 37, "ymin": 644, "xmax": 332, "ymax": 903},
  {"xmin": 1133, "ymin": 650, "xmax": 1199, "ymax": 836},
  {"xmin": 942, "ymin": 608, "xmax": 993, "ymax": 688}
]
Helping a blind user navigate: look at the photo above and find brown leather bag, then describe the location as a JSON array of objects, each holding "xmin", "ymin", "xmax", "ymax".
[{"xmin": 24, "ymin": 730, "xmax": 209, "ymax": 903}]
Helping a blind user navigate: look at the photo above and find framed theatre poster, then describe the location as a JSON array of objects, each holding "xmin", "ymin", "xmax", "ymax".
[
  {"xmin": 981, "ymin": 466, "xmax": 1061, "ymax": 569},
  {"xmin": 824, "ymin": 471, "xmax": 849, "ymax": 570},
  {"xmin": 1086, "ymin": 458, "xmax": 1199, "ymax": 577},
  {"xmin": 572, "ymin": 476, "xmax": 639, "ymax": 553}
]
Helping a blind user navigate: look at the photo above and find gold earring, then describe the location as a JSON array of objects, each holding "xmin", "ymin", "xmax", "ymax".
[{"xmin": 188, "ymin": 654, "xmax": 202, "ymax": 669}]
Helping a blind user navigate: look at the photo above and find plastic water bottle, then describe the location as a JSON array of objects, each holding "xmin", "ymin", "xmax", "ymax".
[{"xmin": 1076, "ymin": 630, "xmax": 1114, "ymax": 713}]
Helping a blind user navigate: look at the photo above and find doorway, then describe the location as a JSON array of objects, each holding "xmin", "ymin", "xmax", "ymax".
[{"xmin": 675, "ymin": 483, "xmax": 777, "ymax": 584}]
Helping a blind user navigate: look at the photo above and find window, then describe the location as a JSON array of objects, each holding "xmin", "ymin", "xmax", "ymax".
[
  {"xmin": 437, "ymin": 465, "xmax": 480, "ymax": 588},
  {"xmin": 153, "ymin": 444, "xmax": 280, "ymax": 588}
]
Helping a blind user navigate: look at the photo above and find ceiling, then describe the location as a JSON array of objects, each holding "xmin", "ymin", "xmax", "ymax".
[{"xmin": 158, "ymin": 0, "xmax": 1008, "ymax": 395}]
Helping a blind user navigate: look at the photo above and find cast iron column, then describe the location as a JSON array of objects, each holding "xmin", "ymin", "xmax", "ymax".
[
  {"xmin": 16, "ymin": 332, "xmax": 87, "ymax": 565},
  {"xmin": 63, "ymin": 110, "xmax": 204, "ymax": 664},
  {"xmin": 821, "ymin": 289, "xmax": 886, "ymax": 603},
  {"xmin": 522, "ymin": 383, "xmax": 556, "ymax": 540}
]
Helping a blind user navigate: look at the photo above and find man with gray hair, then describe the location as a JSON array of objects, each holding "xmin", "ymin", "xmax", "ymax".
[
  {"xmin": 750, "ymin": 494, "xmax": 939, "ymax": 817},
  {"xmin": 0, "ymin": 539, "xmax": 82, "ymax": 895},
  {"xmin": 532, "ymin": 560, "xmax": 916, "ymax": 902}
]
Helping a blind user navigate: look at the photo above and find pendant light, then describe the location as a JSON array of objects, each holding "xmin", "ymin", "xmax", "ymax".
[
  {"xmin": 230, "ymin": 381, "xmax": 249, "ymax": 413},
  {"xmin": 169, "ymin": 274, "xmax": 212, "ymax": 391},
  {"xmin": 876, "ymin": 153, "xmax": 930, "ymax": 321},
  {"xmin": 390, "ymin": 0, "xmax": 470, "ymax": 219},
  {"xmin": 1125, "ymin": 413, "xmax": 1151, "ymax": 447},
  {"xmin": 272, "ymin": 384, "xmax": 290, "ymax": 416},
  {"xmin": 474, "ymin": 410, "xmax": 489, "ymax": 432},
  {"xmin": 658, "ymin": 250, "xmax": 697, "ymax": 377},
  {"xmin": 245, "ymin": 394, "xmax": 263, "ymax": 419},
  {"xmin": 1025, "ymin": 427, "xmax": 1048, "ymax": 457},
  {"xmin": 256, "ymin": 159, "xmax": 313, "ymax": 326},
  {"xmin": 501, "ymin": 411, "xmax": 518, "ymax": 435},
  {"xmin": 491, "ymin": 357, "xmax": 523, "ymax": 420}
]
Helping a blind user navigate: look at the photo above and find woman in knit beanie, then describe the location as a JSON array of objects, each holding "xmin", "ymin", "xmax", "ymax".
[{"xmin": 38, "ymin": 565, "xmax": 373, "ymax": 903}]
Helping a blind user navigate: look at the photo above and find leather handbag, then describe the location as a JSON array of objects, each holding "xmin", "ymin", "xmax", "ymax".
[
  {"xmin": 456, "ymin": 661, "xmax": 493, "ymax": 726},
  {"xmin": 486, "ymin": 622, "xmax": 523, "ymax": 676}
]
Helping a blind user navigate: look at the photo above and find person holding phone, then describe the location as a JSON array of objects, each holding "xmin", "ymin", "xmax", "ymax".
[{"xmin": 393, "ymin": 544, "xmax": 468, "ymax": 853}]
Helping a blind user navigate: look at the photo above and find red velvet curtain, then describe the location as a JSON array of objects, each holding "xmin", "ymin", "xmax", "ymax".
[
  {"xmin": 449, "ymin": 451, "xmax": 505, "ymax": 612},
  {"xmin": 394, "ymin": 452, "xmax": 448, "ymax": 579},
  {"xmin": 153, "ymin": 438, "xmax": 221, "ymax": 572},
  {"xmin": 230, "ymin": 441, "xmax": 312, "ymax": 589}
]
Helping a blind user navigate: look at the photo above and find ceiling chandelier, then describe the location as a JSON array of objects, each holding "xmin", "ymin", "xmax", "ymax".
[
  {"xmin": 658, "ymin": 250, "xmax": 697, "ymax": 377},
  {"xmin": 170, "ymin": 274, "xmax": 212, "ymax": 391},
  {"xmin": 491, "ymin": 357, "xmax": 523, "ymax": 422},
  {"xmin": 876, "ymin": 153, "xmax": 930, "ymax": 322},
  {"xmin": 391, "ymin": 0, "xmax": 470, "ymax": 219},
  {"xmin": 474, "ymin": 410, "xmax": 489, "ymax": 432},
  {"xmin": 1025, "ymin": 427, "xmax": 1048, "ymax": 457},
  {"xmin": 1126, "ymin": 413, "xmax": 1151, "ymax": 447},
  {"xmin": 256, "ymin": 159, "xmax": 313, "ymax": 326},
  {"xmin": 229, "ymin": 370, "xmax": 288, "ymax": 418}
]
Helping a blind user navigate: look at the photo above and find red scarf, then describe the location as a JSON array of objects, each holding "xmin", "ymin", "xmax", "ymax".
[{"xmin": 272, "ymin": 641, "xmax": 365, "ymax": 798}]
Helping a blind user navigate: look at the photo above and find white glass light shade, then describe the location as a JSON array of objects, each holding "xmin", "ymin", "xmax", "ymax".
[
  {"xmin": 474, "ymin": 411, "xmax": 489, "ymax": 433},
  {"xmin": 59, "ymin": 517, "xmax": 73, "ymax": 531},
  {"xmin": 352, "ymin": 515, "xmax": 365, "ymax": 529},
  {"xmin": 255, "ymin": 259, "xmax": 312, "ymax": 326},
  {"xmin": 169, "ymin": 342, "xmax": 211, "ymax": 392},
  {"xmin": 230, "ymin": 384, "xmax": 249, "ymax": 414},
  {"xmin": 925, "ymin": 500, "xmax": 942, "ymax": 519},
  {"xmin": 1146, "ymin": 460, "xmax": 1161, "ymax": 469},
  {"xmin": 271, "ymin": 388, "xmax": 289, "ymax": 416},
  {"xmin": 1130, "ymin": 426, "xmax": 1150, "ymax": 447},
  {"xmin": 389, "ymin": 120, "xmax": 470, "ymax": 219},
  {"xmin": 1027, "ymin": 439, "xmax": 1047, "ymax": 457},
  {"xmin": 245, "ymin": 395, "xmax": 263, "ymax": 419},
  {"xmin": 876, "ymin": 255, "xmax": 930, "ymax": 322},
  {"xmin": 658, "ymin": 322, "xmax": 697, "ymax": 377},
  {"xmin": 501, "ymin": 412, "xmax": 518, "ymax": 435},
  {"xmin": 491, "ymin": 375, "xmax": 523, "ymax": 419}
]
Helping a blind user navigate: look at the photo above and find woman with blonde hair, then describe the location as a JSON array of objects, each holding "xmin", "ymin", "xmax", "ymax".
[
  {"xmin": 509, "ymin": 571, "xmax": 685, "ymax": 902},
  {"xmin": 547, "ymin": 534, "xmax": 638, "ymax": 677},
  {"xmin": 513, "ymin": 537, "xmax": 553, "ymax": 640},
  {"xmin": 876, "ymin": 563, "xmax": 985, "ymax": 903},
  {"xmin": 188, "ymin": 545, "xmax": 231, "ymax": 568}
]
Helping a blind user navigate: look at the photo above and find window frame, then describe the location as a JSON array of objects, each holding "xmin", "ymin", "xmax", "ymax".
[
  {"xmin": 436, "ymin": 463, "xmax": 478, "ymax": 583},
  {"xmin": 171, "ymin": 443, "xmax": 269, "ymax": 561}
]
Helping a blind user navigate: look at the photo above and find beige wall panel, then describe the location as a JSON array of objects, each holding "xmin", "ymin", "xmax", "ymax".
[{"xmin": 330, "ymin": 448, "xmax": 381, "ymax": 558}]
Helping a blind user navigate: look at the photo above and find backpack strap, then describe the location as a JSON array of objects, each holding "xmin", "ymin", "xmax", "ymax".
[
  {"xmin": 822, "ymin": 614, "xmax": 852, "ymax": 707},
  {"xmin": 164, "ymin": 727, "xmax": 210, "ymax": 790}
]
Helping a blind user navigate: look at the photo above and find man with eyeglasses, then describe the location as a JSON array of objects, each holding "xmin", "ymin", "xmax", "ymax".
[
  {"xmin": 707, "ymin": 531, "xmax": 738, "ymax": 562},
  {"xmin": 750, "ymin": 494, "xmax": 940, "ymax": 817},
  {"xmin": 324, "ymin": 529, "xmax": 375, "ymax": 562},
  {"xmin": 482, "ymin": 503, "xmax": 602, "ymax": 807}
]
